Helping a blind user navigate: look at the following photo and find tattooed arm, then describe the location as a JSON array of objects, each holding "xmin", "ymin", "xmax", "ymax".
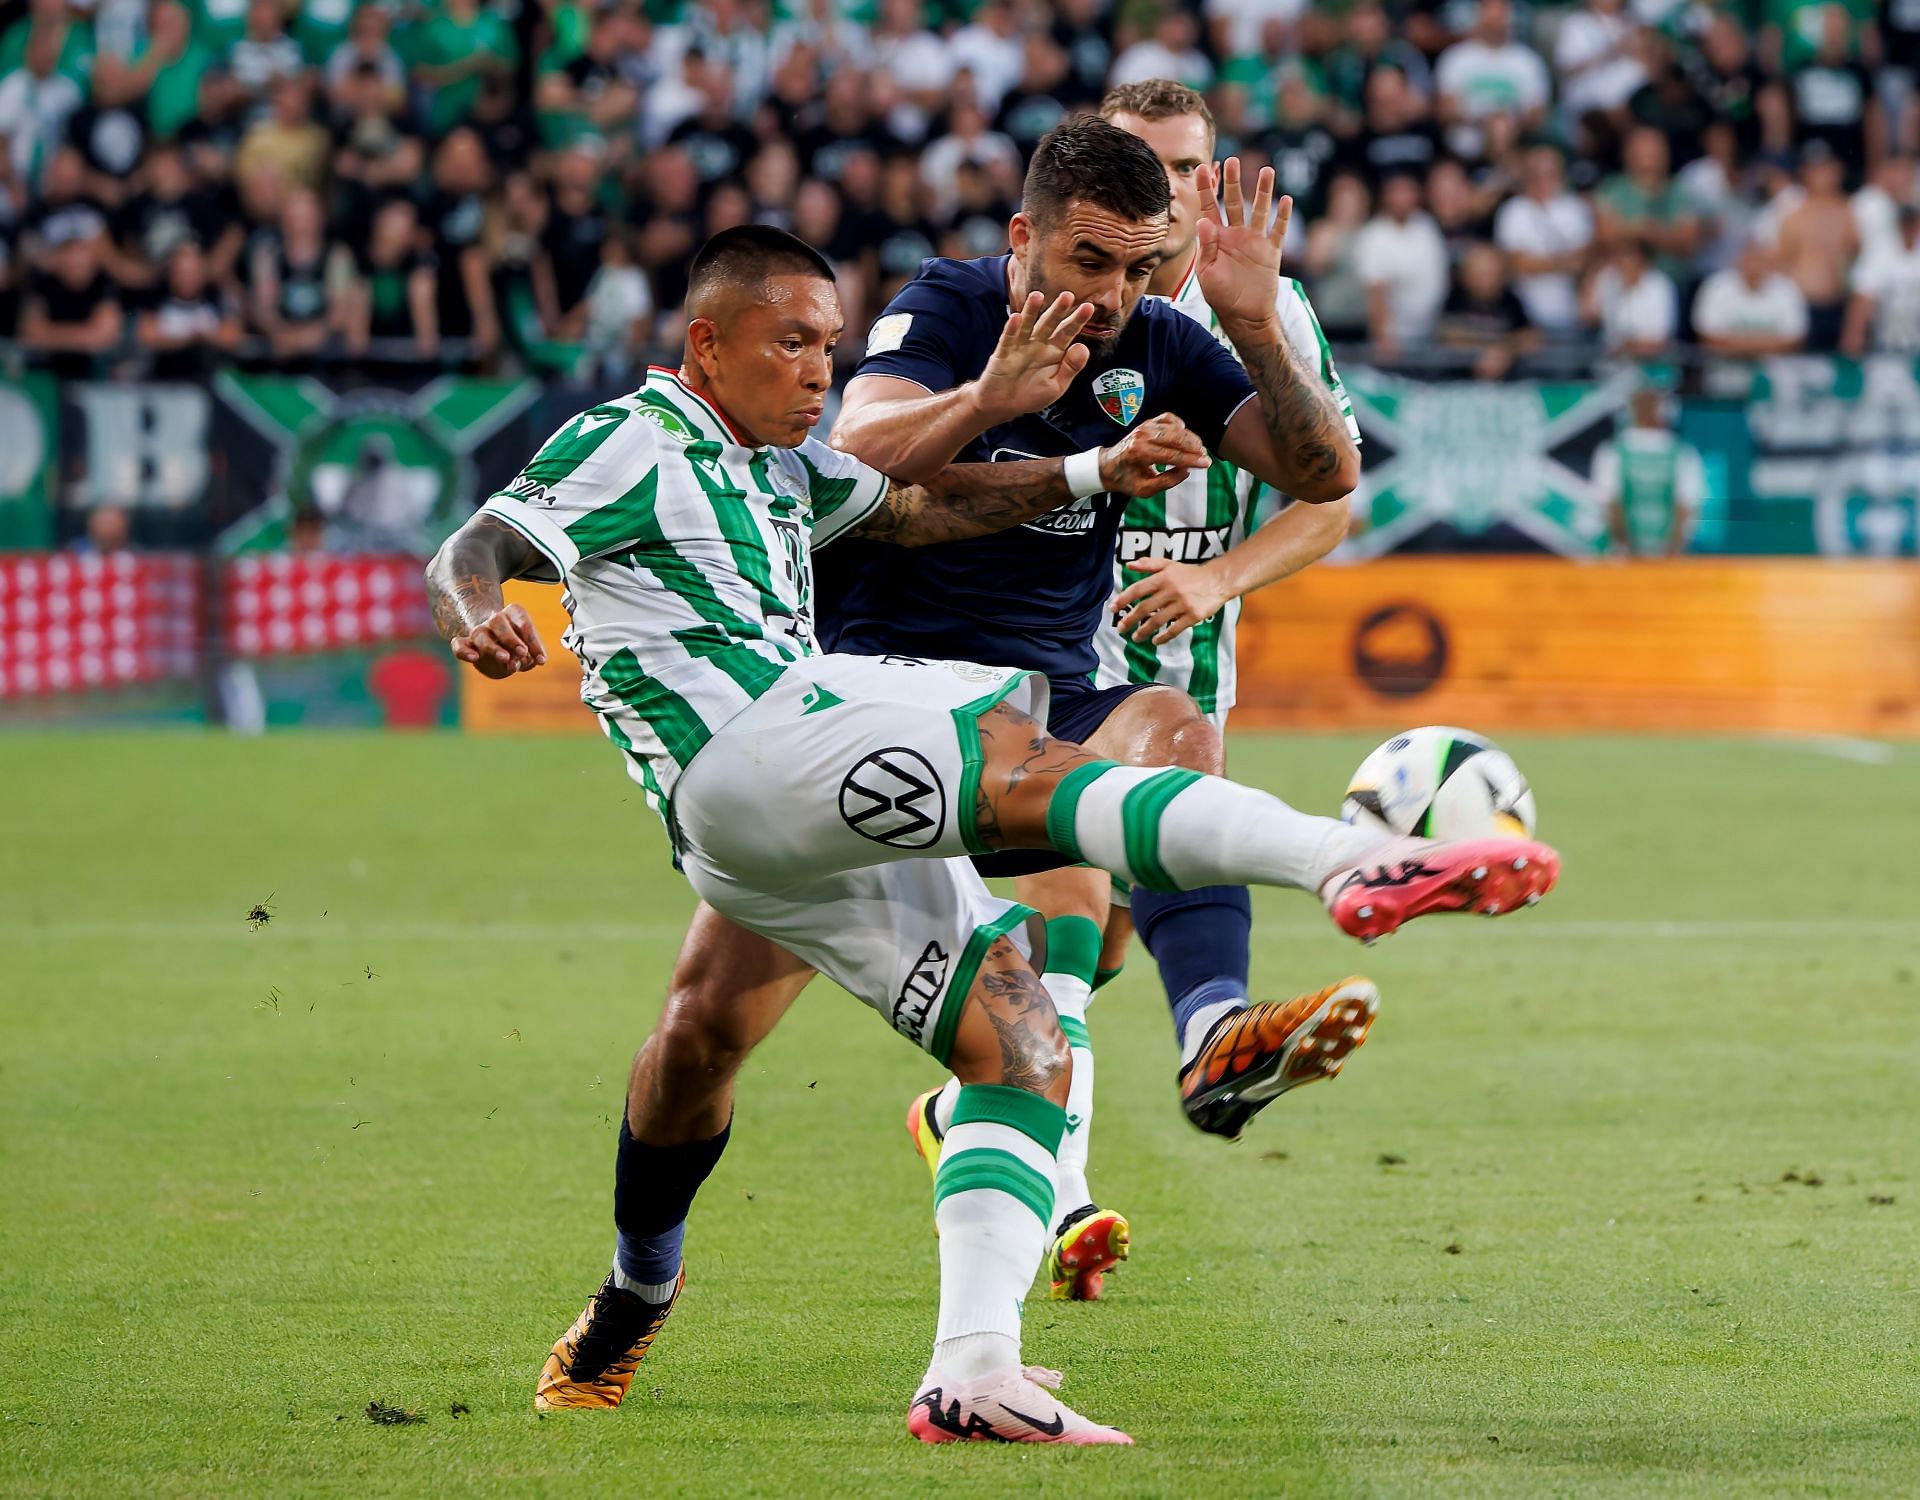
[
  {"xmin": 847, "ymin": 411, "xmax": 1209, "ymax": 547},
  {"xmin": 424, "ymin": 511, "xmax": 551, "ymax": 677},
  {"xmin": 1188, "ymin": 157, "xmax": 1360, "ymax": 502},
  {"xmin": 1215, "ymin": 331, "xmax": 1360, "ymax": 502}
]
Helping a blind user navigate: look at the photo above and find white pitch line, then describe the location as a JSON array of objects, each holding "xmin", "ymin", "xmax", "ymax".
[
  {"xmin": 1760, "ymin": 735, "xmax": 1898, "ymax": 765},
  {"xmin": 1, "ymin": 918, "xmax": 1916, "ymax": 943}
]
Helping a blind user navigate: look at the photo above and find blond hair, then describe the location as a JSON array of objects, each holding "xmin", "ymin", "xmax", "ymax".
[{"xmin": 1098, "ymin": 80, "xmax": 1217, "ymax": 151}]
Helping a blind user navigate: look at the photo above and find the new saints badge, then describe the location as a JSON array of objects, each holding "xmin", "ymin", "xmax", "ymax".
[{"xmin": 1093, "ymin": 368, "xmax": 1145, "ymax": 426}]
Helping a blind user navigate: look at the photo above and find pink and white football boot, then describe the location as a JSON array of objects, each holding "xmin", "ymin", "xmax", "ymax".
[
  {"xmin": 1323, "ymin": 836, "xmax": 1560, "ymax": 943},
  {"xmin": 908, "ymin": 1365, "xmax": 1133, "ymax": 1446}
]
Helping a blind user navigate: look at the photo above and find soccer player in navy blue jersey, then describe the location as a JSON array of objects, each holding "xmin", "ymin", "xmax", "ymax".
[
  {"xmin": 823, "ymin": 116, "xmax": 1365, "ymax": 1296},
  {"xmin": 630, "ymin": 117, "xmax": 1375, "ymax": 1306}
]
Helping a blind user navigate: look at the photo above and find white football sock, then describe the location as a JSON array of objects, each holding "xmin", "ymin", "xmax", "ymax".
[
  {"xmin": 610, "ymin": 1260, "xmax": 680, "ymax": 1303},
  {"xmin": 928, "ymin": 1085, "xmax": 1064, "ymax": 1381},
  {"xmin": 931, "ymin": 1075, "xmax": 962, "ymax": 1136},
  {"xmin": 1055, "ymin": 764, "xmax": 1379, "ymax": 895},
  {"xmin": 1047, "ymin": 972, "xmax": 1095, "ymax": 1224},
  {"xmin": 1178, "ymin": 998, "xmax": 1246, "ymax": 1068}
]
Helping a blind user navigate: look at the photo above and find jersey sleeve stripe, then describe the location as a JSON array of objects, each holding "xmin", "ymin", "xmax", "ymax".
[
  {"xmin": 479, "ymin": 494, "xmax": 580, "ymax": 576},
  {"xmin": 797, "ymin": 451, "xmax": 859, "ymax": 513},
  {"xmin": 523, "ymin": 406, "xmax": 631, "ymax": 487},
  {"xmin": 806, "ymin": 459, "xmax": 890, "ymax": 547},
  {"xmin": 563, "ymin": 468, "xmax": 660, "ymax": 559},
  {"xmin": 1220, "ymin": 389, "xmax": 1259, "ymax": 440},
  {"xmin": 1286, "ymin": 281, "xmax": 1362, "ymax": 445}
]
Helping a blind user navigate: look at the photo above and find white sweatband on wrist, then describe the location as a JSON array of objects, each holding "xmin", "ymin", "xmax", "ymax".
[{"xmin": 1065, "ymin": 447, "xmax": 1106, "ymax": 499}]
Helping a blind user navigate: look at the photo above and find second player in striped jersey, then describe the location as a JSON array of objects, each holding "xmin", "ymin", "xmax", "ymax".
[{"xmin": 1095, "ymin": 82, "xmax": 1361, "ymax": 728}]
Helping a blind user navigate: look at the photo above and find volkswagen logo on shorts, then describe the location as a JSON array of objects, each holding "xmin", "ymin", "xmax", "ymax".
[{"xmin": 840, "ymin": 748, "xmax": 946, "ymax": 849}]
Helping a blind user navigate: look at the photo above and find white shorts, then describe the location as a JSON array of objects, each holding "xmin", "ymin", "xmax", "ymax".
[{"xmin": 672, "ymin": 654, "xmax": 1052, "ymax": 1060}]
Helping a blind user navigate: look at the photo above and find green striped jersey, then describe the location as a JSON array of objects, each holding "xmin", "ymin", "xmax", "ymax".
[
  {"xmin": 1092, "ymin": 264, "xmax": 1358, "ymax": 716},
  {"xmin": 479, "ymin": 366, "xmax": 889, "ymax": 825},
  {"xmin": 1590, "ymin": 429, "xmax": 1706, "ymax": 556}
]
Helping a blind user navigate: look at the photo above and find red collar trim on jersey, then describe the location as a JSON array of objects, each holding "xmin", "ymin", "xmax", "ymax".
[
  {"xmin": 648, "ymin": 365, "xmax": 759, "ymax": 448},
  {"xmin": 1169, "ymin": 250, "xmax": 1200, "ymax": 303}
]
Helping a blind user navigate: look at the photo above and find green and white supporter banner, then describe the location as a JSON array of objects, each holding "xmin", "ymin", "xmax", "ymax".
[
  {"xmin": 1691, "ymin": 355, "xmax": 1920, "ymax": 556},
  {"xmin": 6, "ymin": 360, "xmax": 1919, "ymax": 560},
  {"xmin": 1343, "ymin": 366, "xmax": 1634, "ymax": 559},
  {"xmin": 1343, "ymin": 356, "xmax": 1920, "ymax": 558},
  {"xmin": 214, "ymin": 373, "xmax": 542, "ymax": 556}
]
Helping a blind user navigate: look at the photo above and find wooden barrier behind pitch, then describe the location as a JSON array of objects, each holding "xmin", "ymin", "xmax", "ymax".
[{"xmin": 462, "ymin": 561, "xmax": 1920, "ymax": 739}]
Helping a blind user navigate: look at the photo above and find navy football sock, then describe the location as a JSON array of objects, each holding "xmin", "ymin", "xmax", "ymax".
[
  {"xmin": 612, "ymin": 1115, "xmax": 730, "ymax": 1295},
  {"xmin": 1131, "ymin": 885, "xmax": 1253, "ymax": 1054}
]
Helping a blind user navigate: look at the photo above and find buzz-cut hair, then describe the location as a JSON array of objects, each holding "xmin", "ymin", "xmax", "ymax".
[
  {"xmin": 1021, "ymin": 115, "xmax": 1170, "ymax": 232},
  {"xmin": 686, "ymin": 224, "xmax": 836, "ymax": 312},
  {"xmin": 1098, "ymin": 79, "xmax": 1217, "ymax": 150}
]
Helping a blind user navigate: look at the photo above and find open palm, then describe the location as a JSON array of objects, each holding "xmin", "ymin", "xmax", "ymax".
[
  {"xmin": 1194, "ymin": 158, "xmax": 1292, "ymax": 331},
  {"xmin": 976, "ymin": 290, "xmax": 1095, "ymax": 420}
]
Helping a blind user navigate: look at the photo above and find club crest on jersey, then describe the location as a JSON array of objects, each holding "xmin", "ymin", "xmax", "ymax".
[
  {"xmin": 638, "ymin": 404, "xmax": 697, "ymax": 443},
  {"xmin": 1093, "ymin": 368, "xmax": 1145, "ymax": 427}
]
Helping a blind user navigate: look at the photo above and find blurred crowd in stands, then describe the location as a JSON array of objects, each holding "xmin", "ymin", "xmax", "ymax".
[{"xmin": 1, "ymin": 0, "xmax": 1917, "ymax": 381}]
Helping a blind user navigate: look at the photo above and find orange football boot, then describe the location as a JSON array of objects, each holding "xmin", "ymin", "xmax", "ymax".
[{"xmin": 534, "ymin": 1266, "xmax": 685, "ymax": 1411}]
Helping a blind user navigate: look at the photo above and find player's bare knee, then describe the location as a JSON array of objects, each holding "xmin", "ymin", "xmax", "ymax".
[
  {"xmin": 1016, "ymin": 866, "xmax": 1109, "ymax": 930},
  {"xmin": 1165, "ymin": 715, "xmax": 1224, "ymax": 775},
  {"xmin": 653, "ymin": 989, "xmax": 756, "ymax": 1083},
  {"xmin": 1104, "ymin": 687, "xmax": 1222, "ymax": 774},
  {"xmin": 1137, "ymin": 697, "xmax": 1221, "ymax": 774},
  {"xmin": 625, "ymin": 1028, "xmax": 736, "ymax": 1142}
]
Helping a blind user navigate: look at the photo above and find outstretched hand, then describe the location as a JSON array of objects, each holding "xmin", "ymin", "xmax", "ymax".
[
  {"xmin": 1194, "ymin": 158, "xmax": 1291, "ymax": 333},
  {"xmin": 1098, "ymin": 413, "xmax": 1210, "ymax": 497},
  {"xmin": 1109, "ymin": 557, "xmax": 1231, "ymax": 646},
  {"xmin": 976, "ymin": 290, "xmax": 1096, "ymax": 421},
  {"xmin": 450, "ymin": 603, "xmax": 547, "ymax": 679}
]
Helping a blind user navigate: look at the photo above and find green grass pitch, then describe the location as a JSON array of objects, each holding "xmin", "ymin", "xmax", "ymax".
[{"xmin": 3, "ymin": 729, "xmax": 1917, "ymax": 1497}]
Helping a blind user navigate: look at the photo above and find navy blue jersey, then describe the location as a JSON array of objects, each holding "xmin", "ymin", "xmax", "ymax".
[{"xmin": 817, "ymin": 253, "xmax": 1257, "ymax": 679}]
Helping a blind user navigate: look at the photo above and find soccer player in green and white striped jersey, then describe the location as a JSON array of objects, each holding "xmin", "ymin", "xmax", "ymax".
[{"xmin": 428, "ymin": 224, "xmax": 1557, "ymax": 1445}]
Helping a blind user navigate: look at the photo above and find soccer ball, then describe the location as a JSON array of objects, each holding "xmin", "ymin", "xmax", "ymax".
[{"xmin": 1342, "ymin": 726, "xmax": 1536, "ymax": 841}]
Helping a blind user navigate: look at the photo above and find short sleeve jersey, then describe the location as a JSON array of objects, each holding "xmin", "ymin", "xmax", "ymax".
[{"xmin": 819, "ymin": 253, "xmax": 1257, "ymax": 679}]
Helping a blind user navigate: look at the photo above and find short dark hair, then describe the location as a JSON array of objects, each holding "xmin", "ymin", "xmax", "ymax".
[
  {"xmin": 1098, "ymin": 79, "xmax": 1217, "ymax": 152},
  {"xmin": 686, "ymin": 224, "xmax": 835, "ymax": 313},
  {"xmin": 1021, "ymin": 115, "xmax": 1169, "ymax": 232}
]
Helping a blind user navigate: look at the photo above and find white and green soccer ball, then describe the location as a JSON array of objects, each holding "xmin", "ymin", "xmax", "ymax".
[{"xmin": 1342, "ymin": 726, "xmax": 1537, "ymax": 841}]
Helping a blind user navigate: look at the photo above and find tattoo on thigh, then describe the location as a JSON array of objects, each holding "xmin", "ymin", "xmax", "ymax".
[
  {"xmin": 976, "ymin": 939, "xmax": 1062, "ymax": 1093},
  {"xmin": 972, "ymin": 702, "xmax": 1099, "ymax": 852}
]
